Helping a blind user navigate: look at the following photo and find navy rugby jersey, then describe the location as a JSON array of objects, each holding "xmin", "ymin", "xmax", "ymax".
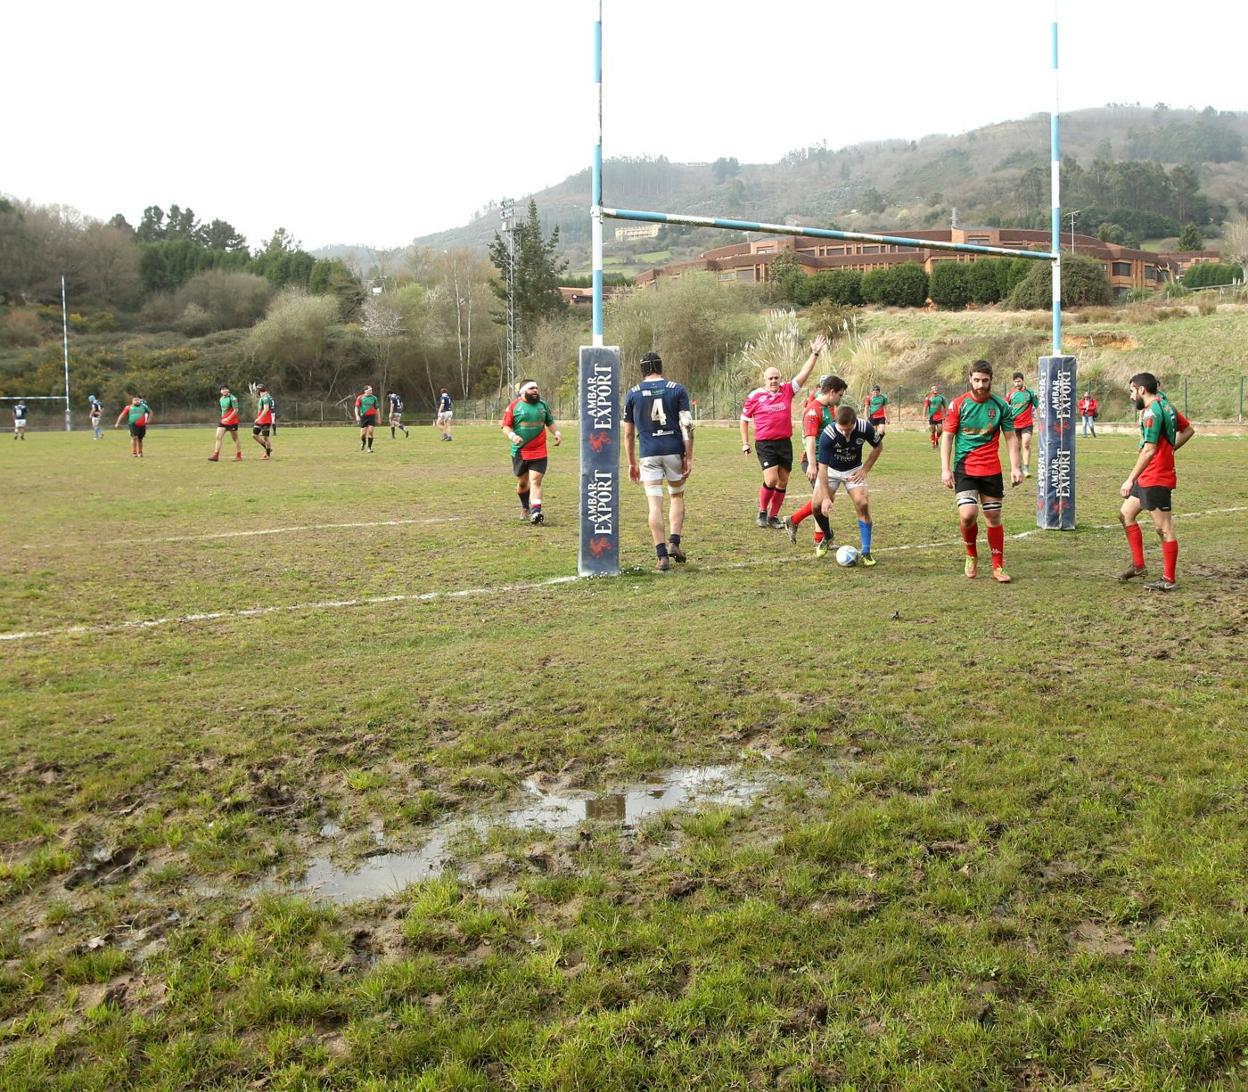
[
  {"xmin": 817, "ymin": 419, "xmax": 880, "ymax": 472},
  {"xmin": 624, "ymin": 378, "xmax": 691, "ymax": 458}
]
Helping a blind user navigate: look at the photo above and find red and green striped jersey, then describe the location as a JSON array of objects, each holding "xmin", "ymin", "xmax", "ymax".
[
  {"xmin": 355, "ymin": 393, "xmax": 379, "ymax": 417},
  {"xmin": 126, "ymin": 401, "xmax": 150, "ymax": 425},
  {"xmin": 801, "ymin": 396, "xmax": 834, "ymax": 438},
  {"xmin": 1138, "ymin": 398, "xmax": 1178, "ymax": 488},
  {"xmin": 255, "ymin": 394, "xmax": 275, "ymax": 425},
  {"xmin": 943, "ymin": 392, "xmax": 1014, "ymax": 475},
  {"xmin": 219, "ymin": 394, "xmax": 240, "ymax": 425},
  {"xmin": 1007, "ymin": 387, "xmax": 1038, "ymax": 429},
  {"xmin": 865, "ymin": 393, "xmax": 888, "ymax": 420},
  {"xmin": 924, "ymin": 393, "xmax": 947, "ymax": 421},
  {"xmin": 502, "ymin": 397, "xmax": 554, "ymax": 458}
]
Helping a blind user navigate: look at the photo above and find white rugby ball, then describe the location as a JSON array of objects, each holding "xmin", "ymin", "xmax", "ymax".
[{"xmin": 835, "ymin": 544, "xmax": 859, "ymax": 567}]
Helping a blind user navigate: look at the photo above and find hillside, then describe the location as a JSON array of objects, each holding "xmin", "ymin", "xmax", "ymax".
[{"xmin": 373, "ymin": 105, "xmax": 1248, "ymax": 278}]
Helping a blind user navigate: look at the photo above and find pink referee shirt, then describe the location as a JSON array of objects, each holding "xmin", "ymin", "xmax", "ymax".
[{"xmin": 741, "ymin": 380, "xmax": 801, "ymax": 441}]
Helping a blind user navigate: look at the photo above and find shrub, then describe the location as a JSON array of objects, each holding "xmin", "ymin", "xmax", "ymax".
[
  {"xmin": 1006, "ymin": 254, "xmax": 1111, "ymax": 309},
  {"xmin": 929, "ymin": 262, "xmax": 972, "ymax": 310},
  {"xmin": 1182, "ymin": 262, "xmax": 1242, "ymax": 288}
]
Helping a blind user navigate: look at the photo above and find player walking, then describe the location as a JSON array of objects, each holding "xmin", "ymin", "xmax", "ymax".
[
  {"xmin": 355, "ymin": 385, "xmax": 380, "ymax": 452},
  {"xmin": 209, "ymin": 386, "xmax": 243, "ymax": 462},
  {"xmin": 252, "ymin": 385, "xmax": 276, "ymax": 459},
  {"xmin": 923, "ymin": 384, "xmax": 946, "ymax": 450},
  {"xmin": 114, "ymin": 396, "xmax": 152, "ymax": 458},
  {"xmin": 864, "ymin": 384, "xmax": 889, "ymax": 436},
  {"xmin": 502, "ymin": 380, "xmax": 561, "ymax": 524},
  {"xmin": 740, "ymin": 334, "xmax": 827, "ymax": 529},
  {"xmin": 1007, "ymin": 372, "xmax": 1039, "ymax": 478},
  {"xmin": 1118, "ymin": 372, "xmax": 1195, "ymax": 592},
  {"xmin": 436, "ymin": 389, "xmax": 453, "ymax": 441},
  {"xmin": 1078, "ymin": 391, "xmax": 1098, "ymax": 438},
  {"xmin": 388, "ymin": 391, "xmax": 409, "ymax": 439},
  {"xmin": 625, "ymin": 352, "xmax": 695, "ymax": 571},
  {"xmin": 88, "ymin": 395, "xmax": 103, "ymax": 439},
  {"xmin": 941, "ymin": 360, "xmax": 1022, "ymax": 583},
  {"xmin": 12, "ymin": 401, "xmax": 27, "ymax": 440},
  {"xmin": 814, "ymin": 406, "xmax": 884, "ymax": 564},
  {"xmin": 784, "ymin": 374, "xmax": 847, "ymax": 548}
]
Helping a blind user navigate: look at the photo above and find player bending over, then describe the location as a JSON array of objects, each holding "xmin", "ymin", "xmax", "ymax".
[
  {"xmin": 785, "ymin": 375, "xmax": 846, "ymax": 547},
  {"xmin": 814, "ymin": 405, "xmax": 883, "ymax": 565},
  {"xmin": 625, "ymin": 352, "xmax": 695, "ymax": 571},
  {"xmin": 502, "ymin": 381, "xmax": 561, "ymax": 524},
  {"xmin": 941, "ymin": 360, "xmax": 1021, "ymax": 583}
]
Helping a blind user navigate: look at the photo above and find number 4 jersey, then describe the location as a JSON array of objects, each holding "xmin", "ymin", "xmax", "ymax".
[{"xmin": 624, "ymin": 378, "xmax": 691, "ymax": 457}]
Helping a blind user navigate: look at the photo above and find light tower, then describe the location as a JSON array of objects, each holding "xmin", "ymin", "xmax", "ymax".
[{"xmin": 499, "ymin": 198, "xmax": 519, "ymax": 392}]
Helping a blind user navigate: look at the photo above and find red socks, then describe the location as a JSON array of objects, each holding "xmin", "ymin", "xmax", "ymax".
[
  {"xmin": 768, "ymin": 488, "xmax": 786, "ymax": 519},
  {"xmin": 759, "ymin": 486, "xmax": 773, "ymax": 514},
  {"xmin": 1124, "ymin": 523, "xmax": 1145, "ymax": 569},
  {"xmin": 961, "ymin": 522, "xmax": 979, "ymax": 558},
  {"xmin": 1162, "ymin": 539, "xmax": 1178, "ymax": 582},
  {"xmin": 791, "ymin": 500, "xmax": 813, "ymax": 527},
  {"xmin": 987, "ymin": 524, "xmax": 1005, "ymax": 568}
]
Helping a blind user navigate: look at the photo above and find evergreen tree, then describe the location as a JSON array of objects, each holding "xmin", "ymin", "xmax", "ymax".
[
  {"xmin": 1177, "ymin": 223, "xmax": 1204, "ymax": 251},
  {"xmin": 488, "ymin": 200, "xmax": 568, "ymax": 349}
]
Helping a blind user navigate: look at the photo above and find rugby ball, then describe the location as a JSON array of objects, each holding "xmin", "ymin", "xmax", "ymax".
[{"xmin": 835, "ymin": 545, "xmax": 860, "ymax": 567}]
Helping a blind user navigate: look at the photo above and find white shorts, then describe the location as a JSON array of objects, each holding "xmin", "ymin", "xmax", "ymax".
[
  {"xmin": 639, "ymin": 454, "xmax": 686, "ymax": 496},
  {"xmin": 437, "ymin": 411, "xmax": 452, "ymax": 423},
  {"xmin": 824, "ymin": 467, "xmax": 867, "ymax": 494},
  {"xmin": 14, "ymin": 419, "xmax": 26, "ymax": 429}
]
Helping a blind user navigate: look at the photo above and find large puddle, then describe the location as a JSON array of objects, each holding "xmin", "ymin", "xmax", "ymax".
[{"xmin": 295, "ymin": 765, "xmax": 765, "ymax": 905}]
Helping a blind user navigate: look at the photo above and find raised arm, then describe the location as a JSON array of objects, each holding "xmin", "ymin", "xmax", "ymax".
[{"xmin": 792, "ymin": 333, "xmax": 829, "ymax": 390}]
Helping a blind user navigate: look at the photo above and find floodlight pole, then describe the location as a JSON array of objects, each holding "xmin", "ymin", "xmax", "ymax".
[
  {"xmin": 1050, "ymin": 16, "xmax": 1062, "ymax": 354},
  {"xmin": 61, "ymin": 275, "xmax": 72, "ymax": 430},
  {"xmin": 591, "ymin": 0, "xmax": 604, "ymax": 347}
]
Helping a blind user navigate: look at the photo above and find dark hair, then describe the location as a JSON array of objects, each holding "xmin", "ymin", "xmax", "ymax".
[
  {"xmin": 835, "ymin": 405, "xmax": 857, "ymax": 427},
  {"xmin": 820, "ymin": 374, "xmax": 847, "ymax": 394},
  {"xmin": 1012, "ymin": 371, "xmax": 1024, "ymax": 381},
  {"xmin": 640, "ymin": 351, "xmax": 663, "ymax": 374},
  {"xmin": 1130, "ymin": 372, "xmax": 1159, "ymax": 394},
  {"xmin": 970, "ymin": 360, "xmax": 993, "ymax": 378},
  {"xmin": 257, "ymin": 384, "xmax": 267, "ymax": 392}
]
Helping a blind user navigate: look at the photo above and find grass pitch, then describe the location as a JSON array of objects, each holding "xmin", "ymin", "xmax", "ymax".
[{"xmin": 2, "ymin": 422, "xmax": 1247, "ymax": 1089}]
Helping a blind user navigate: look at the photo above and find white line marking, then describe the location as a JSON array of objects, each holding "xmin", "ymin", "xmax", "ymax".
[
  {"xmin": 2, "ymin": 506, "xmax": 1243, "ymax": 645},
  {"xmin": 20, "ymin": 516, "xmax": 464, "ymax": 548}
]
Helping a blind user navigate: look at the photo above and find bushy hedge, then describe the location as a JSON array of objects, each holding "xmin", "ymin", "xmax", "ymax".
[{"xmin": 1182, "ymin": 261, "xmax": 1243, "ymax": 288}]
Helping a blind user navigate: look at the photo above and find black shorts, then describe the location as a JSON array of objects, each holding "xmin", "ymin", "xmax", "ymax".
[
  {"xmin": 954, "ymin": 469, "xmax": 1004, "ymax": 501},
  {"xmin": 1016, "ymin": 425, "xmax": 1034, "ymax": 438},
  {"xmin": 219, "ymin": 422, "xmax": 239, "ymax": 434},
  {"xmin": 870, "ymin": 416, "xmax": 887, "ymax": 429},
  {"xmin": 755, "ymin": 438, "xmax": 793, "ymax": 472},
  {"xmin": 359, "ymin": 414, "xmax": 378, "ymax": 428},
  {"xmin": 928, "ymin": 417, "xmax": 943, "ymax": 428},
  {"xmin": 129, "ymin": 423, "xmax": 146, "ymax": 439},
  {"xmin": 513, "ymin": 455, "xmax": 548, "ymax": 478},
  {"xmin": 1130, "ymin": 483, "xmax": 1172, "ymax": 511},
  {"xmin": 253, "ymin": 424, "xmax": 271, "ymax": 437}
]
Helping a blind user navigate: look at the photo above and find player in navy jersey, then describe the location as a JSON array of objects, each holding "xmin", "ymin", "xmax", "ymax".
[
  {"xmin": 624, "ymin": 352, "xmax": 695, "ymax": 571},
  {"xmin": 814, "ymin": 405, "xmax": 884, "ymax": 565},
  {"xmin": 12, "ymin": 401, "xmax": 28, "ymax": 440},
  {"xmin": 436, "ymin": 389, "xmax": 454, "ymax": 441},
  {"xmin": 388, "ymin": 391, "xmax": 409, "ymax": 439}
]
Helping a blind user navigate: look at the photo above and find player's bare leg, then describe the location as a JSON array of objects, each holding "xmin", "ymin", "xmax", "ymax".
[
  {"xmin": 209, "ymin": 425, "xmax": 226, "ymax": 461},
  {"xmin": 850, "ymin": 486, "xmax": 876, "ymax": 567},
  {"xmin": 758, "ymin": 464, "xmax": 784, "ymax": 528},
  {"xmin": 764, "ymin": 466, "xmax": 789, "ymax": 529},
  {"xmin": 958, "ymin": 496, "xmax": 980, "ymax": 579},
  {"xmin": 515, "ymin": 470, "xmax": 531, "ymax": 520},
  {"xmin": 647, "ymin": 492, "xmax": 670, "ymax": 571}
]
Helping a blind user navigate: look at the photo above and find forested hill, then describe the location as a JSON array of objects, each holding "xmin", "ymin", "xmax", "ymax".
[{"xmin": 388, "ymin": 105, "xmax": 1247, "ymax": 274}]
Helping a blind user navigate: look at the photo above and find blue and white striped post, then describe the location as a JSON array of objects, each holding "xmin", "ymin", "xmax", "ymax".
[
  {"xmin": 580, "ymin": 0, "xmax": 621, "ymax": 576},
  {"xmin": 1036, "ymin": 12, "xmax": 1077, "ymax": 530}
]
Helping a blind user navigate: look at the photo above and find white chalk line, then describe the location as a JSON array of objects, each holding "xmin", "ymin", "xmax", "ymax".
[
  {"xmin": 2, "ymin": 506, "xmax": 1243, "ymax": 645},
  {"xmin": 20, "ymin": 515, "xmax": 465, "ymax": 549}
]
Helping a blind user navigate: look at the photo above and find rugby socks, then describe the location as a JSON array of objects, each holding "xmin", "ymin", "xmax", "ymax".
[
  {"xmin": 1162, "ymin": 539, "xmax": 1178, "ymax": 583},
  {"xmin": 1124, "ymin": 523, "xmax": 1146, "ymax": 569},
  {"xmin": 791, "ymin": 500, "xmax": 812, "ymax": 527},
  {"xmin": 656, "ymin": 542, "xmax": 668, "ymax": 560},
  {"xmin": 670, "ymin": 534, "xmax": 681, "ymax": 548},
  {"xmin": 961, "ymin": 522, "xmax": 979, "ymax": 558},
  {"xmin": 518, "ymin": 489, "xmax": 531, "ymax": 513},
  {"xmin": 768, "ymin": 488, "xmax": 786, "ymax": 519},
  {"xmin": 360, "ymin": 438, "xmax": 366, "ymax": 450},
  {"xmin": 758, "ymin": 486, "xmax": 774, "ymax": 519},
  {"xmin": 813, "ymin": 511, "xmax": 832, "ymax": 540},
  {"xmin": 987, "ymin": 525, "xmax": 1005, "ymax": 569},
  {"xmin": 530, "ymin": 501, "xmax": 542, "ymax": 519},
  {"xmin": 858, "ymin": 520, "xmax": 873, "ymax": 554},
  {"xmin": 390, "ymin": 426, "xmax": 396, "ymax": 438},
  {"xmin": 367, "ymin": 436, "xmax": 374, "ymax": 451}
]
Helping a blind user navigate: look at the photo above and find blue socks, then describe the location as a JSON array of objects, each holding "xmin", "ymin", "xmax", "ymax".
[{"xmin": 859, "ymin": 520, "xmax": 872, "ymax": 554}]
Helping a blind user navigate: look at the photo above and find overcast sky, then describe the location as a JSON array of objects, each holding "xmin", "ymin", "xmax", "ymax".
[{"xmin": 5, "ymin": 0, "xmax": 1243, "ymax": 251}]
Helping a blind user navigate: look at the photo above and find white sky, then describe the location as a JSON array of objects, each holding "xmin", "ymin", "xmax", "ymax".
[{"xmin": 4, "ymin": 1, "xmax": 1243, "ymax": 250}]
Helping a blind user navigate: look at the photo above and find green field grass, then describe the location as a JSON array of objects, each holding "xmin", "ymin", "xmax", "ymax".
[{"xmin": 2, "ymin": 424, "xmax": 1247, "ymax": 1089}]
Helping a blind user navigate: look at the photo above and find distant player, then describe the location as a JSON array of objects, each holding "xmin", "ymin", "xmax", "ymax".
[
  {"xmin": 388, "ymin": 391, "xmax": 409, "ymax": 439},
  {"xmin": 784, "ymin": 374, "xmax": 847, "ymax": 548},
  {"xmin": 436, "ymin": 389, "xmax": 453, "ymax": 441},
  {"xmin": 624, "ymin": 352, "xmax": 694, "ymax": 571},
  {"xmin": 923, "ymin": 384, "xmax": 946, "ymax": 449},
  {"xmin": 1078, "ymin": 391, "xmax": 1098, "ymax": 438},
  {"xmin": 355, "ymin": 385, "xmax": 379, "ymax": 451},
  {"xmin": 114, "ymin": 395, "xmax": 152, "ymax": 458},
  {"xmin": 740, "ymin": 333, "xmax": 827, "ymax": 528},
  {"xmin": 864, "ymin": 384, "xmax": 889, "ymax": 436},
  {"xmin": 502, "ymin": 380, "xmax": 561, "ymax": 524},
  {"xmin": 12, "ymin": 401, "xmax": 27, "ymax": 440},
  {"xmin": 941, "ymin": 360, "xmax": 1021, "ymax": 583},
  {"xmin": 1118, "ymin": 371, "xmax": 1195, "ymax": 592},
  {"xmin": 209, "ymin": 386, "xmax": 243, "ymax": 462},
  {"xmin": 814, "ymin": 406, "xmax": 883, "ymax": 565},
  {"xmin": 88, "ymin": 395, "xmax": 103, "ymax": 440},
  {"xmin": 253, "ymin": 384, "xmax": 275, "ymax": 459},
  {"xmin": 1007, "ymin": 372, "xmax": 1039, "ymax": 478}
]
